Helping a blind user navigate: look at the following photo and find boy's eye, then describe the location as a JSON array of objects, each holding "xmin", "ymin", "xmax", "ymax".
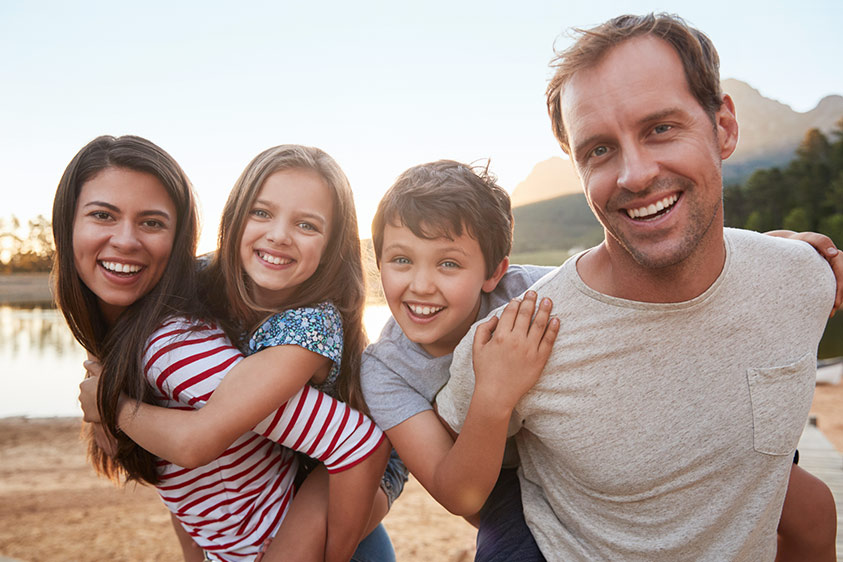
[{"xmin": 440, "ymin": 260, "xmax": 460, "ymax": 269}]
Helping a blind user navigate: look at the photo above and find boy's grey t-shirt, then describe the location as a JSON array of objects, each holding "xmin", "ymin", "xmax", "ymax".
[{"xmin": 361, "ymin": 264, "xmax": 553, "ymax": 431}]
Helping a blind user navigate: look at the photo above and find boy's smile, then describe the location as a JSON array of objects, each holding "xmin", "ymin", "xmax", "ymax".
[{"xmin": 380, "ymin": 222, "xmax": 501, "ymax": 357}]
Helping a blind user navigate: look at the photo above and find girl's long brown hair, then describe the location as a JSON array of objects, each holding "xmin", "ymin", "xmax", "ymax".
[
  {"xmin": 52, "ymin": 135, "xmax": 201, "ymax": 485},
  {"xmin": 200, "ymin": 145, "xmax": 369, "ymax": 414}
]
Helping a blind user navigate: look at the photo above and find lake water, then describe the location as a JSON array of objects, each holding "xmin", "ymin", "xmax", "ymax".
[
  {"xmin": 0, "ymin": 304, "xmax": 393, "ymax": 419},
  {"xmin": 4, "ymin": 302, "xmax": 842, "ymax": 418}
]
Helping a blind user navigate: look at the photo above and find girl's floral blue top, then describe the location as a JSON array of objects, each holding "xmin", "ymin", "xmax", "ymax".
[{"xmin": 248, "ymin": 302, "xmax": 343, "ymax": 397}]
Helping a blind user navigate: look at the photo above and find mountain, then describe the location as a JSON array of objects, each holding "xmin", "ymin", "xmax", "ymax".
[
  {"xmin": 510, "ymin": 156, "xmax": 581, "ymax": 207},
  {"xmin": 510, "ymin": 79, "xmax": 843, "ymax": 206}
]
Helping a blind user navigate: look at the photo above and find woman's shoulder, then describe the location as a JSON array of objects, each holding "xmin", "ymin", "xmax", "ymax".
[{"xmin": 145, "ymin": 316, "xmax": 229, "ymax": 354}]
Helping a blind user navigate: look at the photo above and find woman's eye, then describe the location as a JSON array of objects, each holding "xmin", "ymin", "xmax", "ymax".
[
  {"xmin": 142, "ymin": 219, "xmax": 165, "ymax": 229},
  {"xmin": 90, "ymin": 211, "xmax": 113, "ymax": 221}
]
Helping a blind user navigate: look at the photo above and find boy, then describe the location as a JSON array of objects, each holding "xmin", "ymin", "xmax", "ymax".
[
  {"xmin": 362, "ymin": 159, "xmax": 839, "ymax": 560},
  {"xmin": 361, "ymin": 159, "xmax": 557, "ymax": 559}
]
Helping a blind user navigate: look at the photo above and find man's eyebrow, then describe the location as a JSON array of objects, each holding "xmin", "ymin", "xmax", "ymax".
[{"xmin": 571, "ymin": 107, "xmax": 686, "ymax": 161}]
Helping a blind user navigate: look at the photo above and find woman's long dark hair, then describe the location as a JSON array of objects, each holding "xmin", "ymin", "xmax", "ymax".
[{"xmin": 52, "ymin": 135, "xmax": 201, "ymax": 484}]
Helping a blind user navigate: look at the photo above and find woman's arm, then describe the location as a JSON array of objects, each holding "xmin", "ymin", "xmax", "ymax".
[{"xmin": 80, "ymin": 342, "xmax": 330, "ymax": 467}]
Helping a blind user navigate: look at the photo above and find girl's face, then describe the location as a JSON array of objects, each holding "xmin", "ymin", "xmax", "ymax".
[
  {"xmin": 72, "ymin": 167, "xmax": 177, "ymax": 325},
  {"xmin": 240, "ymin": 167, "xmax": 334, "ymax": 308}
]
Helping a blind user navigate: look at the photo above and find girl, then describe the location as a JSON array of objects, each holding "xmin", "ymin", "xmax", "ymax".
[
  {"xmin": 79, "ymin": 144, "xmax": 400, "ymax": 561},
  {"xmin": 58, "ymin": 136, "xmax": 389, "ymax": 562}
]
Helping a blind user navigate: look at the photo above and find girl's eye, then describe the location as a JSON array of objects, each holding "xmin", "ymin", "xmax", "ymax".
[
  {"xmin": 391, "ymin": 256, "xmax": 410, "ymax": 265},
  {"xmin": 298, "ymin": 222, "xmax": 317, "ymax": 232},
  {"xmin": 250, "ymin": 209, "xmax": 270, "ymax": 219}
]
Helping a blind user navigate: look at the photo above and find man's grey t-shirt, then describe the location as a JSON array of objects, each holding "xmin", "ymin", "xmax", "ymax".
[{"xmin": 361, "ymin": 264, "xmax": 552, "ymax": 431}]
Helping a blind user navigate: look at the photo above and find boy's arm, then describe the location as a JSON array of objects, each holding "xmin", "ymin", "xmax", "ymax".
[
  {"xmin": 765, "ymin": 230, "xmax": 843, "ymax": 314},
  {"xmin": 387, "ymin": 292, "xmax": 558, "ymax": 516},
  {"xmin": 79, "ymin": 345, "xmax": 328, "ymax": 467}
]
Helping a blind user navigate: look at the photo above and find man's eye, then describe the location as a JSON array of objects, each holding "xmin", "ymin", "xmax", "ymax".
[
  {"xmin": 591, "ymin": 146, "xmax": 608, "ymax": 158},
  {"xmin": 654, "ymin": 124, "xmax": 672, "ymax": 134}
]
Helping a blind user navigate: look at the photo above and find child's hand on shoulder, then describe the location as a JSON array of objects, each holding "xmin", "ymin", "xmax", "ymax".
[{"xmin": 471, "ymin": 291, "xmax": 559, "ymax": 414}]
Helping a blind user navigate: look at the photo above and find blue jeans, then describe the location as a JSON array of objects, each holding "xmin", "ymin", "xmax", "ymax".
[
  {"xmin": 351, "ymin": 523, "xmax": 395, "ymax": 562},
  {"xmin": 474, "ymin": 467, "xmax": 546, "ymax": 562}
]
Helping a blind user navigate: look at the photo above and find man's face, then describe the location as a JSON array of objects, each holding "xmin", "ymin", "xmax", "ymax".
[{"xmin": 560, "ymin": 36, "xmax": 737, "ymax": 270}]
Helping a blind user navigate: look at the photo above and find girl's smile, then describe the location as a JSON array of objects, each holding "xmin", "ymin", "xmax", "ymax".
[{"xmin": 240, "ymin": 167, "xmax": 334, "ymax": 308}]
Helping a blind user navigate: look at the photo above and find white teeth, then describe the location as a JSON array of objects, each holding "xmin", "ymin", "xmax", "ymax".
[
  {"xmin": 101, "ymin": 261, "xmax": 141, "ymax": 274},
  {"xmin": 258, "ymin": 251, "xmax": 292, "ymax": 265},
  {"xmin": 408, "ymin": 304, "xmax": 444, "ymax": 317},
  {"xmin": 626, "ymin": 194, "xmax": 679, "ymax": 219}
]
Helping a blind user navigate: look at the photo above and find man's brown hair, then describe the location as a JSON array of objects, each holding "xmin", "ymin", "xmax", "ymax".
[{"xmin": 546, "ymin": 13, "xmax": 723, "ymax": 154}]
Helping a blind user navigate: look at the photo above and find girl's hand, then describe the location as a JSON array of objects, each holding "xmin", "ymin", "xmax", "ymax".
[
  {"xmin": 90, "ymin": 422, "xmax": 118, "ymax": 457},
  {"xmin": 766, "ymin": 230, "xmax": 843, "ymax": 315},
  {"xmin": 471, "ymin": 291, "xmax": 559, "ymax": 414}
]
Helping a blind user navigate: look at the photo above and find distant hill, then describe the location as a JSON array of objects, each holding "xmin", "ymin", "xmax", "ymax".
[
  {"xmin": 510, "ymin": 79, "xmax": 843, "ymax": 206},
  {"xmin": 511, "ymin": 192, "xmax": 601, "ymax": 256}
]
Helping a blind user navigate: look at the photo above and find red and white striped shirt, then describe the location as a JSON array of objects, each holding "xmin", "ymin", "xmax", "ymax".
[{"xmin": 144, "ymin": 318, "xmax": 384, "ymax": 561}]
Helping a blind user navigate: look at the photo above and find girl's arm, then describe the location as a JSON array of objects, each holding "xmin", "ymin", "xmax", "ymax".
[
  {"xmin": 79, "ymin": 344, "xmax": 329, "ymax": 467},
  {"xmin": 387, "ymin": 293, "xmax": 558, "ymax": 516}
]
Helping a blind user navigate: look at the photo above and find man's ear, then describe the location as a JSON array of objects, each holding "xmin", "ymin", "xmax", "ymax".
[
  {"xmin": 717, "ymin": 94, "xmax": 739, "ymax": 160},
  {"xmin": 481, "ymin": 257, "xmax": 510, "ymax": 293}
]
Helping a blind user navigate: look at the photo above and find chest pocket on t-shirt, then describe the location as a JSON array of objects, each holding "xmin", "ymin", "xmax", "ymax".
[{"xmin": 746, "ymin": 352, "xmax": 815, "ymax": 456}]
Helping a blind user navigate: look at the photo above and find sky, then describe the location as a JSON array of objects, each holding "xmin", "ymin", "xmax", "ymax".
[{"xmin": 2, "ymin": 0, "xmax": 841, "ymax": 250}]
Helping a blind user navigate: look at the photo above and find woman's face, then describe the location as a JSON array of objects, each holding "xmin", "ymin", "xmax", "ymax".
[{"xmin": 72, "ymin": 167, "xmax": 177, "ymax": 325}]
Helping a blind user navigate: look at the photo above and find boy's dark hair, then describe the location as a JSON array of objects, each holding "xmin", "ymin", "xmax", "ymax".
[{"xmin": 372, "ymin": 160, "xmax": 512, "ymax": 278}]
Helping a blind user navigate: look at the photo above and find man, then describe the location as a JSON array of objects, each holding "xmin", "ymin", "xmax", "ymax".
[{"xmin": 436, "ymin": 13, "xmax": 838, "ymax": 561}]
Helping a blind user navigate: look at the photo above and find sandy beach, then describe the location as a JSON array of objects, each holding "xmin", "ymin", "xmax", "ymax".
[{"xmin": 1, "ymin": 382, "xmax": 841, "ymax": 561}]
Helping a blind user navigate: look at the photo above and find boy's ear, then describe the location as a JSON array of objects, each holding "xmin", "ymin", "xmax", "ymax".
[{"xmin": 481, "ymin": 257, "xmax": 509, "ymax": 293}]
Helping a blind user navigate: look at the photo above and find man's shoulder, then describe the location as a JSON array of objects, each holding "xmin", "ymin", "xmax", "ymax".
[{"xmin": 727, "ymin": 228, "xmax": 830, "ymax": 271}]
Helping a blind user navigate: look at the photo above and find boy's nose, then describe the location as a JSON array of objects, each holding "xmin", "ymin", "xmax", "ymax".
[{"xmin": 409, "ymin": 269, "xmax": 436, "ymax": 295}]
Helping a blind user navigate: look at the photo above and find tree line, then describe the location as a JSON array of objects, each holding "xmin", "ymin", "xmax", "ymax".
[
  {"xmin": 724, "ymin": 118, "xmax": 843, "ymax": 244},
  {"xmin": 0, "ymin": 215, "xmax": 54, "ymax": 273}
]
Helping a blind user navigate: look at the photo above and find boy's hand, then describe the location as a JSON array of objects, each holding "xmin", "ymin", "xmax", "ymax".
[
  {"xmin": 471, "ymin": 291, "xmax": 559, "ymax": 414},
  {"xmin": 766, "ymin": 229, "xmax": 843, "ymax": 316}
]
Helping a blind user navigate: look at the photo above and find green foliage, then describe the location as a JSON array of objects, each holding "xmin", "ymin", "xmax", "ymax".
[
  {"xmin": 0, "ymin": 215, "xmax": 55, "ymax": 273},
  {"xmin": 724, "ymin": 123, "xmax": 843, "ymax": 246},
  {"xmin": 511, "ymin": 193, "xmax": 603, "ymax": 255}
]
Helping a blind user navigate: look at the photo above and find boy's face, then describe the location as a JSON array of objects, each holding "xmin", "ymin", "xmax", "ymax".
[{"xmin": 379, "ymin": 222, "xmax": 497, "ymax": 357}]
